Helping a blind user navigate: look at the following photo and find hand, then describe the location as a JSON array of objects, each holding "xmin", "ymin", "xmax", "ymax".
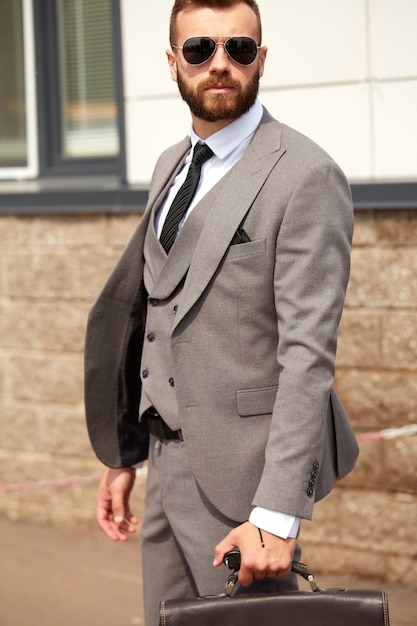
[
  {"xmin": 213, "ymin": 521, "xmax": 297, "ymax": 587},
  {"xmin": 95, "ymin": 467, "xmax": 138, "ymax": 542}
]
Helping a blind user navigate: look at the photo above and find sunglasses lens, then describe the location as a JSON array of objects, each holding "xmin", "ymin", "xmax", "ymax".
[
  {"xmin": 226, "ymin": 37, "xmax": 258, "ymax": 65},
  {"xmin": 182, "ymin": 37, "xmax": 216, "ymax": 65},
  {"xmin": 180, "ymin": 37, "xmax": 259, "ymax": 66}
]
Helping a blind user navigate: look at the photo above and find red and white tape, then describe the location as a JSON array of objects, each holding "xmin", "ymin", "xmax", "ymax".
[
  {"xmin": 356, "ymin": 423, "xmax": 417, "ymax": 443},
  {"xmin": 0, "ymin": 473, "xmax": 102, "ymax": 494},
  {"xmin": 0, "ymin": 425, "xmax": 416, "ymax": 494}
]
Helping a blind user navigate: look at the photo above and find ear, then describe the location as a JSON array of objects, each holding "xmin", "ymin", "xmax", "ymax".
[
  {"xmin": 166, "ymin": 49, "xmax": 178, "ymax": 83},
  {"xmin": 258, "ymin": 46, "xmax": 267, "ymax": 79}
]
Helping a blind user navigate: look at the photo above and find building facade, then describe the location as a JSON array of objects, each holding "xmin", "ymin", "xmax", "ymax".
[{"xmin": 0, "ymin": 0, "xmax": 417, "ymax": 589}]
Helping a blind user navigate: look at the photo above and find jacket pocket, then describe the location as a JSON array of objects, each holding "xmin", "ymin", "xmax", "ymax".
[
  {"xmin": 225, "ymin": 237, "xmax": 266, "ymax": 260},
  {"xmin": 236, "ymin": 385, "xmax": 278, "ymax": 417}
]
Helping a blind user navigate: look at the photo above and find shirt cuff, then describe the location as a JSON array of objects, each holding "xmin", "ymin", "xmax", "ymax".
[{"xmin": 249, "ymin": 507, "xmax": 300, "ymax": 539}]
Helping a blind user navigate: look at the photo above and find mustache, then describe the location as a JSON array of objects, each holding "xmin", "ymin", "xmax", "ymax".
[{"xmin": 199, "ymin": 76, "xmax": 240, "ymax": 90}]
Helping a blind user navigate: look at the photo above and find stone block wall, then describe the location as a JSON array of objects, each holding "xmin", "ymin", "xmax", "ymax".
[
  {"xmin": 302, "ymin": 210, "xmax": 417, "ymax": 588},
  {"xmin": 0, "ymin": 214, "xmax": 142, "ymax": 526},
  {"xmin": 0, "ymin": 209, "xmax": 416, "ymax": 588}
]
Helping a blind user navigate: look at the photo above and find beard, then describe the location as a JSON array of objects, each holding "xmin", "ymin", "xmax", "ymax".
[{"xmin": 176, "ymin": 69, "xmax": 260, "ymax": 122}]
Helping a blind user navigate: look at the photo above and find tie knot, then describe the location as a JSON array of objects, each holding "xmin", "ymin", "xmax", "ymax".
[{"xmin": 192, "ymin": 142, "xmax": 214, "ymax": 166}]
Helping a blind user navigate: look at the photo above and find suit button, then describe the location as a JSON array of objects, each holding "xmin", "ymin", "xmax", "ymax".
[
  {"xmin": 150, "ymin": 298, "xmax": 159, "ymax": 307},
  {"xmin": 311, "ymin": 471, "xmax": 318, "ymax": 479},
  {"xmin": 307, "ymin": 488, "xmax": 314, "ymax": 497},
  {"xmin": 169, "ymin": 377, "xmax": 175, "ymax": 387},
  {"xmin": 309, "ymin": 479, "xmax": 316, "ymax": 487},
  {"xmin": 313, "ymin": 462, "xmax": 320, "ymax": 471},
  {"xmin": 142, "ymin": 369, "xmax": 149, "ymax": 379},
  {"xmin": 147, "ymin": 332, "xmax": 155, "ymax": 342}
]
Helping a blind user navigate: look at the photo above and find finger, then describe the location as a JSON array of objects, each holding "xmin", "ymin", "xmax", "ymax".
[
  {"xmin": 275, "ymin": 563, "xmax": 292, "ymax": 579},
  {"xmin": 109, "ymin": 477, "xmax": 135, "ymax": 526},
  {"xmin": 96, "ymin": 505, "xmax": 123, "ymax": 541},
  {"xmin": 237, "ymin": 565, "xmax": 256, "ymax": 587},
  {"xmin": 95, "ymin": 484, "xmax": 131, "ymax": 541},
  {"xmin": 213, "ymin": 537, "xmax": 237, "ymax": 567},
  {"xmin": 99, "ymin": 520, "xmax": 123, "ymax": 541},
  {"xmin": 100, "ymin": 510, "xmax": 135, "ymax": 542},
  {"xmin": 113, "ymin": 515, "xmax": 138, "ymax": 536},
  {"xmin": 122, "ymin": 506, "xmax": 139, "ymax": 526},
  {"xmin": 113, "ymin": 511, "xmax": 137, "ymax": 525},
  {"xmin": 95, "ymin": 494, "xmax": 118, "ymax": 540},
  {"xmin": 96, "ymin": 503, "xmax": 125, "ymax": 541}
]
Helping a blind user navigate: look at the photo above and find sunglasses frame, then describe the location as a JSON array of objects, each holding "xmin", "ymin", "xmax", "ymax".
[{"xmin": 172, "ymin": 36, "xmax": 261, "ymax": 67}]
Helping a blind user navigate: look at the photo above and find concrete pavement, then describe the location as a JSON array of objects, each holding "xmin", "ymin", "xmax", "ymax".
[{"xmin": 1, "ymin": 516, "xmax": 416, "ymax": 625}]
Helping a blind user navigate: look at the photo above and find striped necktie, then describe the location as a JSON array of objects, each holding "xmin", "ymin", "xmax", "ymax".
[{"xmin": 159, "ymin": 142, "xmax": 214, "ymax": 254}]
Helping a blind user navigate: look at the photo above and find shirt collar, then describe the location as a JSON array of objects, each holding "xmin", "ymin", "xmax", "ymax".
[{"xmin": 190, "ymin": 98, "xmax": 264, "ymax": 160}]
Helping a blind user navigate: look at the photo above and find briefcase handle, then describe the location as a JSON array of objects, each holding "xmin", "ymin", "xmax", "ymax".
[{"xmin": 224, "ymin": 550, "xmax": 320, "ymax": 596}]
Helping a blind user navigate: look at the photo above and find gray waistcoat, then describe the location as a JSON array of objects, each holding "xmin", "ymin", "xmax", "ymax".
[{"xmin": 139, "ymin": 190, "xmax": 217, "ymax": 429}]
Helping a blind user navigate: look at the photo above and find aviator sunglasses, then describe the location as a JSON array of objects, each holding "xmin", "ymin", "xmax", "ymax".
[{"xmin": 172, "ymin": 36, "xmax": 261, "ymax": 66}]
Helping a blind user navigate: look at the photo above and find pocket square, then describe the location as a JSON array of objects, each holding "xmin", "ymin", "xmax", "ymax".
[{"xmin": 230, "ymin": 228, "xmax": 251, "ymax": 245}]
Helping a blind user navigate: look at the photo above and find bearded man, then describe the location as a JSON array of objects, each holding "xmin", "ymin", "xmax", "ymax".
[{"xmin": 85, "ymin": 1, "xmax": 359, "ymax": 624}]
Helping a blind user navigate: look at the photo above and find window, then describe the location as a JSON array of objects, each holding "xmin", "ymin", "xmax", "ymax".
[
  {"xmin": 36, "ymin": 0, "xmax": 122, "ymax": 175},
  {"xmin": 0, "ymin": 0, "xmax": 26, "ymax": 167},
  {"xmin": 0, "ymin": 0, "xmax": 123, "ymax": 181},
  {"xmin": 55, "ymin": 0, "xmax": 119, "ymax": 160},
  {"xmin": 0, "ymin": 0, "xmax": 38, "ymax": 178}
]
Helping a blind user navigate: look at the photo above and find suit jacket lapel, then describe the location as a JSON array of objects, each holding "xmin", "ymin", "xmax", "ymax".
[
  {"xmin": 148, "ymin": 190, "xmax": 215, "ymax": 299},
  {"xmin": 146, "ymin": 137, "xmax": 191, "ymax": 212},
  {"xmin": 172, "ymin": 111, "xmax": 286, "ymax": 331}
]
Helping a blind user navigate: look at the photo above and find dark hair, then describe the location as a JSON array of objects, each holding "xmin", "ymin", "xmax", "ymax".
[{"xmin": 170, "ymin": 0, "xmax": 262, "ymax": 44}]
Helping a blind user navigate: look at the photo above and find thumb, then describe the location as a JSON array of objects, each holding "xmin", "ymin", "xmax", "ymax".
[
  {"xmin": 105, "ymin": 467, "xmax": 135, "ymax": 525},
  {"xmin": 114, "ymin": 508, "xmax": 138, "ymax": 525},
  {"xmin": 112, "ymin": 492, "xmax": 136, "ymax": 526},
  {"xmin": 213, "ymin": 536, "xmax": 238, "ymax": 567},
  {"xmin": 112, "ymin": 497, "xmax": 127, "ymax": 524}
]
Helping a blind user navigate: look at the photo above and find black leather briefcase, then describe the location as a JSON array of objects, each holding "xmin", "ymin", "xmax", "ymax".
[{"xmin": 159, "ymin": 559, "xmax": 390, "ymax": 626}]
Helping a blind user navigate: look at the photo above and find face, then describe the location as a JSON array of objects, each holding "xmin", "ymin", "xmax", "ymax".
[{"xmin": 167, "ymin": 2, "xmax": 267, "ymax": 136}]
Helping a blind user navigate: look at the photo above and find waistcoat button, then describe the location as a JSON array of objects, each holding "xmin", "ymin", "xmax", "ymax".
[
  {"xmin": 169, "ymin": 377, "xmax": 175, "ymax": 387},
  {"xmin": 147, "ymin": 332, "xmax": 155, "ymax": 342},
  {"xmin": 150, "ymin": 298, "xmax": 159, "ymax": 307},
  {"xmin": 142, "ymin": 369, "xmax": 149, "ymax": 379}
]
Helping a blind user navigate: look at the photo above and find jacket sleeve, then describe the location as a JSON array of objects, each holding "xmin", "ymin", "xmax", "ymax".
[
  {"xmin": 84, "ymin": 224, "xmax": 149, "ymax": 468},
  {"xmin": 252, "ymin": 157, "xmax": 355, "ymax": 519}
]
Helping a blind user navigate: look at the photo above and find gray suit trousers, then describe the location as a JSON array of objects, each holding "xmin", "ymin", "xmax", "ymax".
[{"xmin": 140, "ymin": 435, "xmax": 298, "ymax": 626}]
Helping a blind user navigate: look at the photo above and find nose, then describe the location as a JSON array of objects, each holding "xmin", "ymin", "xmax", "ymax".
[{"xmin": 208, "ymin": 42, "xmax": 230, "ymax": 71}]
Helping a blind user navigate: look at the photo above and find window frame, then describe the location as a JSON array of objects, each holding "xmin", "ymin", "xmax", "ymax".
[
  {"xmin": 33, "ymin": 0, "xmax": 126, "ymax": 179},
  {"xmin": 0, "ymin": 2, "xmax": 415, "ymax": 213},
  {"xmin": 0, "ymin": 0, "xmax": 38, "ymax": 180},
  {"xmin": 0, "ymin": 181, "xmax": 415, "ymax": 216}
]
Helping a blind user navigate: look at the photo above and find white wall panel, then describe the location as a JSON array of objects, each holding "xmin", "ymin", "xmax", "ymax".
[
  {"xmin": 121, "ymin": 0, "xmax": 417, "ymax": 186},
  {"xmin": 262, "ymin": 0, "xmax": 368, "ymax": 87},
  {"xmin": 370, "ymin": 0, "xmax": 417, "ymax": 79},
  {"xmin": 125, "ymin": 97, "xmax": 190, "ymax": 185},
  {"xmin": 120, "ymin": 0, "xmax": 175, "ymax": 100},
  {"xmin": 260, "ymin": 82, "xmax": 372, "ymax": 180},
  {"xmin": 373, "ymin": 79, "xmax": 417, "ymax": 180}
]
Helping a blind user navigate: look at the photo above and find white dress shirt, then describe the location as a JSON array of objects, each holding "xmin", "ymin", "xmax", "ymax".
[
  {"xmin": 155, "ymin": 99, "xmax": 263, "ymax": 238},
  {"xmin": 155, "ymin": 99, "xmax": 300, "ymax": 540}
]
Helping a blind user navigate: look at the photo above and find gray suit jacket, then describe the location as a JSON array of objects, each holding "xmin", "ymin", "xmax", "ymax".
[{"xmin": 85, "ymin": 108, "xmax": 359, "ymax": 522}]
